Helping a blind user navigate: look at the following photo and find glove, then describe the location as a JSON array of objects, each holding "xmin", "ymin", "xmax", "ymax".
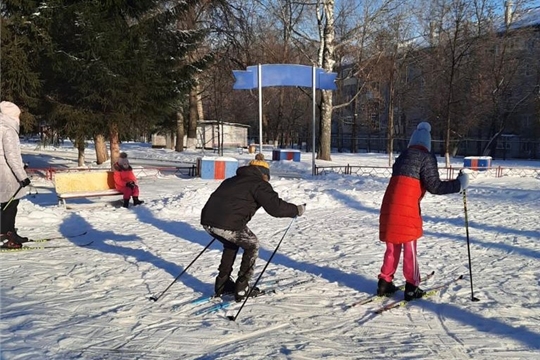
[
  {"xmin": 457, "ymin": 172, "xmax": 470, "ymax": 191},
  {"xmin": 126, "ymin": 181, "xmax": 136, "ymax": 189},
  {"xmin": 20, "ymin": 178, "xmax": 31, "ymax": 187},
  {"xmin": 297, "ymin": 204, "xmax": 306, "ymax": 217}
]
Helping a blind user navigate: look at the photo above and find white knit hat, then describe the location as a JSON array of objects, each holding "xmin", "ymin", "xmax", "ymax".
[
  {"xmin": 408, "ymin": 122, "xmax": 432, "ymax": 152},
  {"xmin": 0, "ymin": 101, "xmax": 21, "ymax": 122}
]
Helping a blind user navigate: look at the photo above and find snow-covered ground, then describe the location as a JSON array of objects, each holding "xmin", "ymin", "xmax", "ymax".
[{"xmin": 1, "ymin": 142, "xmax": 539, "ymax": 359}]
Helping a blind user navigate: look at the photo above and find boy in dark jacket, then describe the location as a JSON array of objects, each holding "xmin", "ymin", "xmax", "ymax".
[{"xmin": 201, "ymin": 153, "xmax": 305, "ymax": 302}]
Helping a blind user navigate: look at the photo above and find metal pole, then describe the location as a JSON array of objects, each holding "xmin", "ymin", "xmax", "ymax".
[
  {"xmin": 149, "ymin": 238, "xmax": 216, "ymax": 302},
  {"xmin": 463, "ymin": 190, "xmax": 480, "ymax": 302},
  {"xmin": 228, "ymin": 217, "xmax": 297, "ymax": 321},
  {"xmin": 2, "ymin": 185, "xmax": 23, "ymax": 211},
  {"xmin": 312, "ymin": 66, "xmax": 316, "ymax": 176},
  {"xmin": 258, "ymin": 64, "xmax": 263, "ymax": 154}
]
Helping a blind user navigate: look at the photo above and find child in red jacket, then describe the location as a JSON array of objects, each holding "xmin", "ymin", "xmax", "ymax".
[
  {"xmin": 113, "ymin": 152, "xmax": 144, "ymax": 208},
  {"xmin": 377, "ymin": 122, "xmax": 469, "ymax": 301}
]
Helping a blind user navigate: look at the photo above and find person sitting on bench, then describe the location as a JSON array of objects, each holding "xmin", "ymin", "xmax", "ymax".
[{"xmin": 113, "ymin": 152, "xmax": 144, "ymax": 208}]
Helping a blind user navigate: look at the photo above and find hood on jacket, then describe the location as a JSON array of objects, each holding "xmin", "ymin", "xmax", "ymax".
[
  {"xmin": 0, "ymin": 101, "xmax": 21, "ymax": 121},
  {"xmin": 0, "ymin": 101, "xmax": 21, "ymax": 134}
]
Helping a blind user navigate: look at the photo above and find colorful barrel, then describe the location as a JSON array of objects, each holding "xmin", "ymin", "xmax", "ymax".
[
  {"xmin": 272, "ymin": 149, "xmax": 301, "ymax": 162},
  {"xmin": 200, "ymin": 157, "xmax": 239, "ymax": 179},
  {"xmin": 464, "ymin": 156, "xmax": 492, "ymax": 171}
]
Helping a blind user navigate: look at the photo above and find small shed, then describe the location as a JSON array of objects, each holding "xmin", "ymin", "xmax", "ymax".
[
  {"xmin": 151, "ymin": 120, "xmax": 249, "ymax": 149},
  {"xmin": 198, "ymin": 120, "xmax": 249, "ymax": 150}
]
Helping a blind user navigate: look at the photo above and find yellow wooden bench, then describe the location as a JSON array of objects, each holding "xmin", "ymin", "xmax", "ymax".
[{"xmin": 54, "ymin": 171, "xmax": 123, "ymax": 207}]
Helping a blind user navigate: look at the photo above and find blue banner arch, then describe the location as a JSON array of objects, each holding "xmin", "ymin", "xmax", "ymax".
[
  {"xmin": 233, "ymin": 64, "xmax": 336, "ymax": 90},
  {"xmin": 232, "ymin": 64, "xmax": 337, "ymax": 175}
]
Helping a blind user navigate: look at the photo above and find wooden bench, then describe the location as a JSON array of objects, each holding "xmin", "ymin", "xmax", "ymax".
[{"xmin": 54, "ymin": 171, "xmax": 123, "ymax": 207}]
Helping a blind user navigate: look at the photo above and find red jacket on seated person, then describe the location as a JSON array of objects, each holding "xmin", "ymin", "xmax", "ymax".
[{"xmin": 113, "ymin": 152, "xmax": 144, "ymax": 208}]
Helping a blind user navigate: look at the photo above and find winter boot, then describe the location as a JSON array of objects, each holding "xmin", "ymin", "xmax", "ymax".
[
  {"xmin": 214, "ymin": 275, "xmax": 236, "ymax": 297},
  {"xmin": 133, "ymin": 196, "xmax": 144, "ymax": 206},
  {"xmin": 404, "ymin": 282, "xmax": 425, "ymax": 301},
  {"xmin": 234, "ymin": 277, "xmax": 262, "ymax": 302},
  {"xmin": 214, "ymin": 247, "xmax": 238, "ymax": 296},
  {"xmin": 1, "ymin": 232, "xmax": 22, "ymax": 249},
  {"xmin": 14, "ymin": 232, "xmax": 29, "ymax": 244},
  {"xmin": 377, "ymin": 278, "xmax": 399, "ymax": 297},
  {"xmin": 122, "ymin": 199, "xmax": 130, "ymax": 208}
]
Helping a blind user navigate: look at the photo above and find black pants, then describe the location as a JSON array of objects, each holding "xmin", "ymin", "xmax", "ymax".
[
  {"xmin": 202, "ymin": 225, "xmax": 259, "ymax": 282},
  {"xmin": 0, "ymin": 199, "xmax": 19, "ymax": 234}
]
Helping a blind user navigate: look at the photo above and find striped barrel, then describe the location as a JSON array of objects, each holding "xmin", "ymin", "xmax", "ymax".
[
  {"xmin": 464, "ymin": 156, "xmax": 492, "ymax": 171},
  {"xmin": 272, "ymin": 149, "xmax": 301, "ymax": 162},
  {"xmin": 200, "ymin": 157, "xmax": 239, "ymax": 180}
]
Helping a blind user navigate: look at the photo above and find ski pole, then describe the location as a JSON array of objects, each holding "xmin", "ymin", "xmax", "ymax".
[
  {"xmin": 228, "ymin": 216, "xmax": 297, "ymax": 322},
  {"xmin": 463, "ymin": 189, "xmax": 480, "ymax": 302},
  {"xmin": 149, "ymin": 237, "xmax": 216, "ymax": 302},
  {"xmin": 2, "ymin": 185, "xmax": 23, "ymax": 211}
]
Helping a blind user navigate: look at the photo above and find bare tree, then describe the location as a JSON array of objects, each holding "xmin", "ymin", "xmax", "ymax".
[
  {"xmin": 470, "ymin": 1, "xmax": 540, "ymax": 157},
  {"xmin": 314, "ymin": 0, "xmax": 336, "ymax": 160},
  {"xmin": 415, "ymin": 0, "xmax": 487, "ymax": 165},
  {"xmin": 314, "ymin": 0, "xmax": 401, "ymax": 160}
]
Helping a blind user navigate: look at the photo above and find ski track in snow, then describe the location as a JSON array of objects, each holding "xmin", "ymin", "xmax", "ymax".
[{"xmin": 1, "ymin": 147, "xmax": 539, "ymax": 359}]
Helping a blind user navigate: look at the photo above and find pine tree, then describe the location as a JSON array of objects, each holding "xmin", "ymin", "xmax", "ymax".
[
  {"xmin": 0, "ymin": 0, "xmax": 46, "ymax": 131},
  {"xmin": 38, "ymin": 0, "xmax": 207, "ymax": 164}
]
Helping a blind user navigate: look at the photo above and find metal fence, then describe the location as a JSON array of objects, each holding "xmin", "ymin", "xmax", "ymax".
[
  {"xmin": 27, "ymin": 164, "xmax": 540, "ymax": 182},
  {"xmin": 331, "ymin": 136, "xmax": 540, "ymax": 160},
  {"xmin": 315, "ymin": 165, "xmax": 540, "ymax": 180},
  {"xmin": 27, "ymin": 165, "xmax": 198, "ymax": 181}
]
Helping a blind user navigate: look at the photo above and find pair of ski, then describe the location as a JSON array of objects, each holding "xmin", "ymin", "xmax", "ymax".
[
  {"xmin": 348, "ymin": 271, "xmax": 436, "ymax": 308},
  {"xmin": 190, "ymin": 277, "xmax": 312, "ymax": 316},
  {"xmin": 373, "ymin": 274, "xmax": 464, "ymax": 314},
  {"xmin": 348, "ymin": 271, "xmax": 463, "ymax": 314},
  {"xmin": 0, "ymin": 231, "xmax": 92, "ymax": 252}
]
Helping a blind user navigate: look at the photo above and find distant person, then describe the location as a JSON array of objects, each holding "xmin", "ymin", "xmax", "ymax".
[
  {"xmin": 377, "ymin": 122, "xmax": 469, "ymax": 301},
  {"xmin": 0, "ymin": 101, "xmax": 31, "ymax": 249},
  {"xmin": 201, "ymin": 153, "xmax": 305, "ymax": 302},
  {"xmin": 113, "ymin": 152, "xmax": 144, "ymax": 208}
]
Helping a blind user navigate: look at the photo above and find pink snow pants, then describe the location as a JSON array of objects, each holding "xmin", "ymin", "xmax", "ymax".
[
  {"xmin": 120, "ymin": 185, "xmax": 139, "ymax": 200},
  {"xmin": 378, "ymin": 240, "xmax": 421, "ymax": 286}
]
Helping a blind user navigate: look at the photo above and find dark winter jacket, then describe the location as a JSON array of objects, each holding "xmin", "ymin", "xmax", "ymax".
[
  {"xmin": 379, "ymin": 145, "xmax": 461, "ymax": 243},
  {"xmin": 201, "ymin": 165, "xmax": 299, "ymax": 231}
]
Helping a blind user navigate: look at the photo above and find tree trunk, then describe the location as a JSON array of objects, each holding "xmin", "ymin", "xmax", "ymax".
[
  {"xmin": 319, "ymin": 90, "xmax": 333, "ymax": 160},
  {"xmin": 196, "ymin": 83, "xmax": 204, "ymax": 120},
  {"xmin": 175, "ymin": 110, "xmax": 185, "ymax": 152},
  {"xmin": 76, "ymin": 138, "xmax": 85, "ymax": 167},
  {"xmin": 187, "ymin": 88, "xmax": 198, "ymax": 150},
  {"xmin": 387, "ymin": 74, "xmax": 395, "ymax": 167},
  {"xmin": 316, "ymin": 0, "xmax": 335, "ymax": 161},
  {"xmin": 109, "ymin": 122, "xmax": 120, "ymax": 170},
  {"xmin": 94, "ymin": 134, "xmax": 109, "ymax": 165},
  {"xmin": 351, "ymin": 97, "xmax": 358, "ymax": 153},
  {"xmin": 445, "ymin": 114, "xmax": 451, "ymax": 166}
]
